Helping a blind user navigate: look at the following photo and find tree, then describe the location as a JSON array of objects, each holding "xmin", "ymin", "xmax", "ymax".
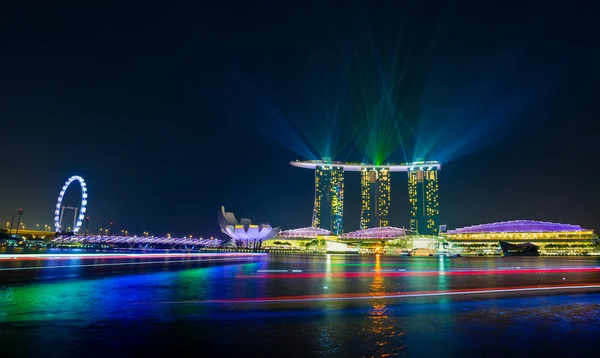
[{"xmin": 394, "ymin": 239, "xmax": 408, "ymax": 250}]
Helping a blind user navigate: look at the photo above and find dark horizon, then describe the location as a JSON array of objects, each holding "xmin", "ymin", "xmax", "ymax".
[{"xmin": 1, "ymin": 2, "xmax": 599, "ymax": 237}]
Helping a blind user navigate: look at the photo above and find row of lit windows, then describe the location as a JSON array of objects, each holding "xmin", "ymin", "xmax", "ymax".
[
  {"xmin": 408, "ymin": 172, "xmax": 439, "ymax": 234},
  {"xmin": 447, "ymin": 233, "xmax": 595, "ymax": 240},
  {"xmin": 450, "ymin": 241, "xmax": 598, "ymax": 255},
  {"xmin": 314, "ymin": 168, "xmax": 344, "ymax": 233}
]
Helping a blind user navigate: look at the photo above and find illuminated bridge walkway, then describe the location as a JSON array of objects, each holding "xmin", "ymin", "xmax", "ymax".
[
  {"xmin": 51, "ymin": 235, "xmax": 223, "ymax": 248},
  {"xmin": 3, "ymin": 229, "xmax": 55, "ymax": 239}
]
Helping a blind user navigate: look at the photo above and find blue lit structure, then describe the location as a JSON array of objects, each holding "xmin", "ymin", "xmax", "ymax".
[
  {"xmin": 52, "ymin": 235, "xmax": 223, "ymax": 247},
  {"xmin": 54, "ymin": 176, "xmax": 88, "ymax": 233}
]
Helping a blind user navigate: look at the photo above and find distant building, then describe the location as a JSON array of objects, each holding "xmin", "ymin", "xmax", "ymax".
[
  {"xmin": 408, "ymin": 165, "xmax": 440, "ymax": 235},
  {"xmin": 360, "ymin": 168, "xmax": 390, "ymax": 229},
  {"xmin": 444, "ymin": 220, "xmax": 599, "ymax": 255}
]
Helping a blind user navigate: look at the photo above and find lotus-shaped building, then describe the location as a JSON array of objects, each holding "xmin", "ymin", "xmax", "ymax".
[{"xmin": 218, "ymin": 206, "xmax": 279, "ymax": 247}]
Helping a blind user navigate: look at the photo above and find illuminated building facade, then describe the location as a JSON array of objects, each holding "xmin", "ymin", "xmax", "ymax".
[
  {"xmin": 343, "ymin": 226, "xmax": 406, "ymax": 240},
  {"xmin": 277, "ymin": 227, "xmax": 333, "ymax": 239},
  {"xmin": 262, "ymin": 227, "xmax": 337, "ymax": 249},
  {"xmin": 360, "ymin": 168, "xmax": 390, "ymax": 229},
  {"xmin": 218, "ymin": 206, "xmax": 280, "ymax": 248},
  {"xmin": 312, "ymin": 159, "xmax": 344, "ymax": 235},
  {"xmin": 408, "ymin": 167, "xmax": 439, "ymax": 235},
  {"xmin": 290, "ymin": 159, "xmax": 441, "ymax": 234},
  {"xmin": 444, "ymin": 220, "xmax": 599, "ymax": 255}
]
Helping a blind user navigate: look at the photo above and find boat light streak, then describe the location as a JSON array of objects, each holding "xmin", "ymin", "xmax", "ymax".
[
  {"xmin": 0, "ymin": 257, "xmax": 250, "ymax": 271},
  {"xmin": 0, "ymin": 253, "xmax": 266, "ymax": 261},
  {"xmin": 157, "ymin": 283, "xmax": 600, "ymax": 305},
  {"xmin": 236, "ymin": 267, "xmax": 600, "ymax": 279}
]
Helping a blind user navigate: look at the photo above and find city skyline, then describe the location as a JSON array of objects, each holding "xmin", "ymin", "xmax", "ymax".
[
  {"xmin": 0, "ymin": 2, "xmax": 599, "ymax": 236},
  {"xmin": 3, "ymin": 4, "xmax": 600, "ymax": 357}
]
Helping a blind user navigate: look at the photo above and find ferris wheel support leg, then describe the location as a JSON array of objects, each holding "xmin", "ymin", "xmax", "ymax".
[
  {"xmin": 73, "ymin": 208, "xmax": 79, "ymax": 232},
  {"xmin": 59, "ymin": 207, "xmax": 66, "ymax": 232}
]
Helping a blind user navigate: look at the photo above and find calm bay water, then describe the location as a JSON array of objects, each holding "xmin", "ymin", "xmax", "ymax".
[{"xmin": 1, "ymin": 249, "xmax": 600, "ymax": 357}]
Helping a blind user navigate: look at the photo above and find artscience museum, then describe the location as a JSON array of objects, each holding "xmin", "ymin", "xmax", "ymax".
[{"xmin": 218, "ymin": 206, "xmax": 279, "ymax": 248}]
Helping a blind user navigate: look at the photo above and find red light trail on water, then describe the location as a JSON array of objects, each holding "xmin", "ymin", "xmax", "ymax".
[
  {"xmin": 0, "ymin": 253, "xmax": 266, "ymax": 261},
  {"xmin": 0, "ymin": 257, "xmax": 253, "ymax": 271},
  {"xmin": 158, "ymin": 283, "xmax": 600, "ymax": 304},
  {"xmin": 0, "ymin": 253, "xmax": 266, "ymax": 270}
]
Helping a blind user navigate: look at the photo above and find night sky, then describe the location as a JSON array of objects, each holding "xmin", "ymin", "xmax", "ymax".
[{"xmin": 1, "ymin": 1, "xmax": 599, "ymax": 237}]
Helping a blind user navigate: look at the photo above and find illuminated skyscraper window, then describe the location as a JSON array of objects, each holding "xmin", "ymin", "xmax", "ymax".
[
  {"xmin": 378, "ymin": 169, "xmax": 390, "ymax": 227},
  {"xmin": 361, "ymin": 168, "xmax": 391, "ymax": 229},
  {"xmin": 408, "ymin": 168, "xmax": 439, "ymax": 235},
  {"xmin": 312, "ymin": 158, "xmax": 344, "ymax": 235}
]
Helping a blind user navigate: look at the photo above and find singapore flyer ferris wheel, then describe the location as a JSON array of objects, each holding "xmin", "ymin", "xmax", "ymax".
[{"xmin": 54, "ymin": 176, "xmax": 88, "ymax": 233}]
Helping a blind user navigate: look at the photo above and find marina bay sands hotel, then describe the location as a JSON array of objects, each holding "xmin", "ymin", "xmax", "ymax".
[{"xmin": 290, "ymin": 158, "xmax": 441, "ymax": 236}]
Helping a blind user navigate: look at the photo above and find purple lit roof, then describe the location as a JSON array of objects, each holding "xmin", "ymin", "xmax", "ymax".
[
  {"xmin": 446, "ymin": 220, "xmax": 588, "ymax": 234},
  {"xmin": 278, "ymin": 227, "xmax": 333, "ymax": 238},
  {"xmin": 343, "ymin": 226, "xmax": 406, "ymax": 239}
]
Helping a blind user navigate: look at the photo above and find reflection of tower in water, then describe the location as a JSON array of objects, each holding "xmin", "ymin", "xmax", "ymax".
[{"xmin": 361, "ymin": 255, "xmax": 405, "ymax": 356}]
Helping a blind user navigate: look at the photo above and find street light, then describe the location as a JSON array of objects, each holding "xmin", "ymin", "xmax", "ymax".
[
  {"xmin": 9, "ymin": 213, "xmax": 15, "ymax": 234},
  {"xmin": 15, "ymin": 208, "xmax": 23, "ymax": 236}
]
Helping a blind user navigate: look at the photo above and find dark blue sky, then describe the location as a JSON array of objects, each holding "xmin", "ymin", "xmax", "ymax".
[{"xmin": 1, "ymin": 1, "xmax": 599, "ymax": 237}]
